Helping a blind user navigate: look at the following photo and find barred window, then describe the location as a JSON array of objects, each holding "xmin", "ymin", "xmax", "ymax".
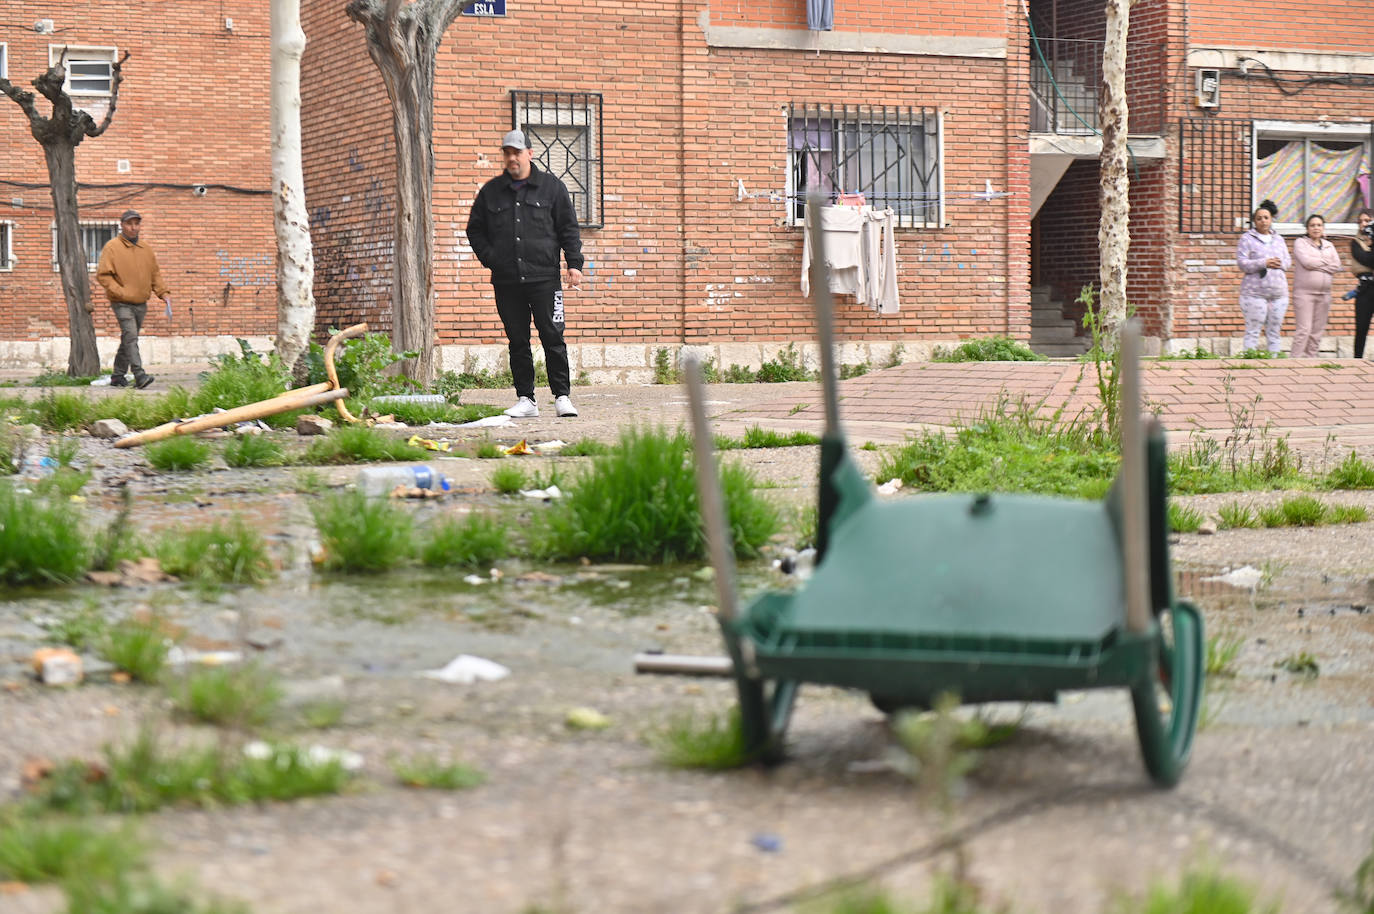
[
  {"xmin": 1179, "ymin": 118, "xmax": 1371, "ymax": 234},
  {"xmin": 510, "ymin": 91, "xmax": 603, "ymax": 228},
  {"xmin": 787, "ymin": 103, "xmax": 943, "ymax": 228},
  {"xmin": 51, "ymin": 221, "xmax": 118, "ymax": 272},
  {"xmin": 0, "ymin": 222, "xmax": 13, "ymax": 271}
]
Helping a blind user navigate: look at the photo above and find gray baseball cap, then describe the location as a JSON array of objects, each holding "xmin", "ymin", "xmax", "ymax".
[
  {"xmin": 119, "ymin": 209, "xmax": 141, "ymax": 222},
  {"xmin": 501, "ymin": 129, "xmax": 529, "ymax": 151}
]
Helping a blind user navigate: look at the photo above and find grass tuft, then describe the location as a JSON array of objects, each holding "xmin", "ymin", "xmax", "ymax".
[
  {"xmin": 311, "ymin": 489, "xmax": 414, "ymax": 572},
  {"xmin": 0, "ymin": 484, "xmax": 88, "ymax": 587},
  {"xmin": 1114, "ymin": 867, "xmax": 1280, "ymax": 914},
  {"xmin": 169, "ymin": 662, "xmax": 283, "ymax": 729},
  {"xmin": 1276, "ymin": 651, "xmax": 1319, "ymax": 679},
  {"xmin": 420, "ymin": 512, "xmax": 511, "ymax": 568},
  {"xmin": 1217, "ymin": 501, "xmax": 1258, "ymax": 530},
  {"xmin": 490, "ymin": 463, "xmax": 529, "ymax": 494},
  {"xmin": 155, "ymin": 518, "xmax": 276, "ymax": 586},
  {"xmin": 392, "ymin": 754, "xmax": 486, "ymax": 790},
  {"xmin": 0, "ymin": 815, "xmax": 145, "ymax": 885},
  {"xmin": 715, "ymin": 426, "xmax": 822, "ymax": 450},
  {"xmin": 1168, "ymin": 502, "xmax": 1206, "ymax": 534},
  {"xmin": 540, "ymin": 426, "xmax": 778, "ymax": 563},
  {"xmin": 933, "ymin": 336, "xmax": 1046, "ymax": 363},
  {"xmin": 1325, "ymin": 450, "xmax": 1374, "ymax": 490},
  {"xmin": 651, "ymin": 708, "xmax": 757, "ymax": 770},
  {"xmin": 223, "ymin": 433, "xmax": 287, "ymax": 468},
  {"xmin": 101, "ymin": 615, "xmax": 174, "ymax": 684},
  {"xmin": 1205, "ymin": 633, "xmax": 1243, "ymax": 677},
  {"xmin": 145, "ymin": 436, "xmax": 213, "ymax": 472},
  {"xmin": 302, "ymin": 425, "xmax": 430, "ymax": 464}
]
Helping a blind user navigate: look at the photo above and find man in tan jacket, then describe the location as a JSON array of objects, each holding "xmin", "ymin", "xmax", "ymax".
[{"xmin": 96, "ymin": 209, "xmax": 171, "ymax": 388}]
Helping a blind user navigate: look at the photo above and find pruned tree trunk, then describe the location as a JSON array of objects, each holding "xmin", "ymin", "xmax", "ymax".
[
  {"xmin": 1097, "ymin": 0, "xmax": 1131, "ymax": 345},
  {"xmin": 1, "ymin": 53, "xmax": 128, "ymax": 377},
  {"xmin": 271, "ymin": 0, "xmax": 316, "ymax": 371},
  {"xmin": 346, "ymin": 0, "xmax": 466, "ymax": 386}
]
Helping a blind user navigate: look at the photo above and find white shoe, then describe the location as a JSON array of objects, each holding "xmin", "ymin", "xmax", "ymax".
[
  {"xmin": 504, "ymin": 396, "xmax": 539, "ymax": 418},
  {"xmin": 554, "ymin": 395, "xmax": 579, "ymax": 417}
]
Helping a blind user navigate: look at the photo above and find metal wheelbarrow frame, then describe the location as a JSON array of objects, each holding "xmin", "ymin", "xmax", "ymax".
[{"xmin": 661, "ymin": 198, "xmax": 1204, "ymax": 788}]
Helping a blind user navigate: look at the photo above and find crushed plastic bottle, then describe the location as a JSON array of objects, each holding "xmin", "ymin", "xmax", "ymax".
[{"xmin": 356, "ymin": 465, "xmax": 452, "ymax": 497}]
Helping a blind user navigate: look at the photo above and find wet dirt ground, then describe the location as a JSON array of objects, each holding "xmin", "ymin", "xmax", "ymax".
[{"xmin": 1, "ymin": 375, "xmax": 1373, "ymax": 914}]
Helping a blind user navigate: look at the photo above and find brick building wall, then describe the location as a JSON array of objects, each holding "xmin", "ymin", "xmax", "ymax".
[
  {"xmin": 300, "ymin": 0, "xmax": 1029, "ymax": 376},
  {"xmin": 0, "ymin": 2, "xmax": 277, "ymax": 361}
]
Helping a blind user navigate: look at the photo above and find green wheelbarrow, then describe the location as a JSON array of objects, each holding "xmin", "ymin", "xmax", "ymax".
[{"xmin": 638, "ymin": 202, "xmax": 1204, "ymax": 788}]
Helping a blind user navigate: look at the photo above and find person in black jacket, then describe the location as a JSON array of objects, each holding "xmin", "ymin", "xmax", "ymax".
[
  {"xmin": 466, "ymin": 130, "xmax": 585, "ymax": 418},
  {"xmin": 1352, "ymin": 207, "xmax": 1374, "ymax": 359}
]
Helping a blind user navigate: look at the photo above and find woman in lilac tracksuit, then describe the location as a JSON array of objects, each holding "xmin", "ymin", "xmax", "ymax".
[{"xmin": 1235, "ymin": 202, "xmax": 1291, "ymax": 354}]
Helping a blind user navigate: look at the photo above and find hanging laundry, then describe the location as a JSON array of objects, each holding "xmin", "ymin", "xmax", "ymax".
[{"xmin": 801, "ymin": 204, "xmax": 866, "ymax": 301}]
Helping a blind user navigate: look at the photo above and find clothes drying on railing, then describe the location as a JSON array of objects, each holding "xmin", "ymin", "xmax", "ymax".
[{"xmin": 801, "ymin": 204, "xmax": 899, "ymax": 314}]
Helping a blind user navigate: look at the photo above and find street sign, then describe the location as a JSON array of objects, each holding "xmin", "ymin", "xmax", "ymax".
[{"xmin": 462, "ymin": 0, "xmax": 506, "ymax": 15}]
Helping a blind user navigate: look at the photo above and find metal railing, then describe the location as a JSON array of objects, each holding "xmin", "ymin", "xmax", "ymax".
[{"xmin": 1030, "ymin": 37, "xmax": 1168, "ymax": 136}]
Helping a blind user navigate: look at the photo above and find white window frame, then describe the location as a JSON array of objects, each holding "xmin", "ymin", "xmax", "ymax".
[
  {"xmin": 48, "ymin": 45, "xmax": 117, "ymax": 97},
  {"xmin": 1, "ymin": 42, "xmax": 9, "ymax": 80},
  {"xmin": 1252, "ymin": 119, "xmax": 1371, "ymax": 235},
  {"xmin": 784, "ymin": 107, "xmax": 945, "ymax": 229},
  {"xmin": 52, "ymin": 221, "xmax": 119, "ymax": 272},
  {"xmin": 0, "ymin": 221, "xmax": 14, "ymax": 272}
]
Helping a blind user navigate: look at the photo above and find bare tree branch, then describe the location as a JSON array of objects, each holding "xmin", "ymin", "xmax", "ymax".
[
  {"xmin": 0, "ymin": 76, "xmax": 45, "ymax": 131},
  {"xmin": 89, "ymin": 51, "xmax": 131, "ymax": 138}
]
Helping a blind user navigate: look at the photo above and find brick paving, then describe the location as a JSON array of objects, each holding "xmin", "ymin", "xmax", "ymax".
[{"xmin": 712, "ymin": 358, "xmax": 1374, "ymax": 456}]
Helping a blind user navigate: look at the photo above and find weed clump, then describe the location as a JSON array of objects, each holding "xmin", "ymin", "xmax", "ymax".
[
  {"xmin": 1325, "ymin": 450, "xmax": 1374, "ymax": 490},
  {"xmin": 0, "ymin": 815, "xmax": 145, "ymax": 885},
  {"xmin": 101, "ymin": 616, "xmax": 174, "ymax": 684},
  {"xmin": 392, "ymin": 755, "xmax": 485, "ymax": 790},
  {"xmin": 169, "ymin": 662, "xmax": 283, "ymax": 729},
  {"xmin": 223, "ymin": 433, "xmax": 287, "ymax": 468},
  {"xmin": 145, "ymin": 436, "xmax": 212, "ymax": 471},
  {"xmin": 302, "ymin": 425, "xmax": 429, "ymax": 464},
  {"xmin": 420, "ymin": 512, "xmax": 510, "ymax": 568},
  {"xmin": 0, "ymin": 484, "xmax": 89, "ymax": 587},
  {"xmin": 311, "ymin": 490, "xmax": 414, "ymax": 572},
  {"xmin": 1168, "ymin": 502, "xmax": 1206, "ymax": 534},
  {"xmin": 192, "ymin": 341, "xmax": 293, "ymax": 425},
  {"xmin": 652, "ymin": 708, "xmax": 756, "ymax": 770},
  {"xmin": 490, "ymin": 463, "xmax": 529, "ymax": 495},
  {"xmin": 715, "ymin": 426, "xmax": 822, "ymax": 450},
  {"xmin": 155, "ymin": 518, "xmax": 276, "ymax": 586},
  {"xmin": 540, "ymin": 427, "xmax": 778, "ymax": 562},
  {"xmin": 932, "ymin": 336, "xmax": 1046, "ymax": 363}
]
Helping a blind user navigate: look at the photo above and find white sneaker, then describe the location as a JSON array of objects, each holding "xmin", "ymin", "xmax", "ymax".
[
  {"xmin": 554, "ymin": 395, "xmax": 579, "ymax": 418},
  {"xmin": 504, "ymin": 396, "xmax": 539, "ymax": 418}
]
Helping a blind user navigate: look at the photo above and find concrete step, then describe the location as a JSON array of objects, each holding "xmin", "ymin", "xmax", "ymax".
[
  {"xmin": 1033, "ymin": 341, "xmax": 1092, "ymax": 358},
  {"xmin": 1030, "ymin": 324, "xmax": 1080, "ymax": 343}
]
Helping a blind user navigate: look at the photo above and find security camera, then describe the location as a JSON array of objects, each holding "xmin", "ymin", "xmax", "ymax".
[
  {"xmin": 192, "ymin": 185, "xmax": 207, "ymax": 197},
  {"xmin": 33, "ymin": 19, "xmax": 54, "ymax": 34}
]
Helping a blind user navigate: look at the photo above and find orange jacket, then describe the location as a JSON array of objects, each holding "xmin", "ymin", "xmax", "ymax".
[{"xmin": 96, "ymin": 234, "xmax": 170, "ymax": 305}]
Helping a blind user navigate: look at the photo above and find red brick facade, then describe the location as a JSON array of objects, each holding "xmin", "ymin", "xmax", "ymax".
[{"xmin": 0, "ymin": 2, "xmax": 277, "ymax": 355}]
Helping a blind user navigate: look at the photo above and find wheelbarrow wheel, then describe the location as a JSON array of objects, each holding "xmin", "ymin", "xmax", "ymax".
[{"xmin": 1130, "ymin": 600, "xmax": 1204, "ymax": 787}]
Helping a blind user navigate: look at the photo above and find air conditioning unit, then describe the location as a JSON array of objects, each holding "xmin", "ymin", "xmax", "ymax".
[{"xmin": 1196, "ymin": 69, "xmax": 1221, "ymax": 108}]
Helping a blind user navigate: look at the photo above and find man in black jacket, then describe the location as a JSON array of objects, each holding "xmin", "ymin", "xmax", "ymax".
[{"xmin": 466, "ymin": 130, "xmax": 585, "ymax": 417}]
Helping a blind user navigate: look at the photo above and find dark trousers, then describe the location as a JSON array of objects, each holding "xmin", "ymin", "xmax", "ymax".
[
  {"xmin": 111, "ymin": 301, "xmax": 148, "ymax": 380},
  {"xmin": 1356, "ymin": 286, "xmax": 1374, "ymax": 360},
  {"xmin": 493, "ymin": 278, "xmax": 570, "ymax": 399}
]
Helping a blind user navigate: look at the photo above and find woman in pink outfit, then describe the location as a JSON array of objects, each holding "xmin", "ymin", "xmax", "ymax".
[{"xmin": 1290, "ymin": 214, "xmax": 1343, "ymax": 357}]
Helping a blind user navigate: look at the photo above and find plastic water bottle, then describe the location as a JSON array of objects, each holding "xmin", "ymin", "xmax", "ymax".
[{"xmin": 356, "ymin": 465, "xmax": 452, "ymax": 497}]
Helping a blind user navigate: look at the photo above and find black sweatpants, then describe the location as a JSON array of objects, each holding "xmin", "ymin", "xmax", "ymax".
[
  {"xmin": 493, "ymin": 278, "xmax": 571, "ymax": 399},
  {"xmin": 1356, "ymin": 284, "xmax": 1374, "ymax": 360}
]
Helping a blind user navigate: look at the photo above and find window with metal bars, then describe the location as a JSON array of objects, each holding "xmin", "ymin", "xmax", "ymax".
[
  {"xmin": 0, "ymin": 222, "xmax": 13, "ymax": 271},
  {"xmin": 51, "ymin": 222, "xmax": 117, "ymax": 272},
  {"xmin": 510, "ymin": 91, "xmax": 603, "ymax": 228},
  {"xmin": 1179, "ymin": 117, "xmax": 1372, "ymax": 234},
  {"xmin": 787, "ymin": 103, "xmax": 942, "ymax": 228}
]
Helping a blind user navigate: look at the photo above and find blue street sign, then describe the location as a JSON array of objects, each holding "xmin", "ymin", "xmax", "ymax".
[{"xmin": 462, "ymin": 0, "xmax": 506, "ymax": 15}]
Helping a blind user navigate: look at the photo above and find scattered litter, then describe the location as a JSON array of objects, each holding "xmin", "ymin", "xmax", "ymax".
[
  {"xmin": 534, "ymin": 439, "xmax": 568, "ymax": 452},
  {"xmin": 418, "ymin": 654, "xmax": 511, "ymax": 684},
  {"xmin": 462, "ymin": 574, "xmax": 486, "ymax": 585},
  {"xmin": 520, "ymin": 485, "xmax": 563, "ymax": 500},
  {"xmin": 565, "ymin": 707, "xmax": 612, "ymax": 730},
  {"xmin": 89, "ymin": 376, "xmax": 111, "ymax": 387},
  {"xmin": 504, "ymin": 439, "xmax": 533, "ymax": 456},
  {"xmin": 775, "ymin": 548, "xmax": 816, "ymax": 580},
  {"xmin": 1202, "ymin": 565, "xmax": 1265, "ymax": 590},
  {"xmin": 373, "ymin": 394, "xmax": 446, "ymax": 408},
  {"xmin": 86, "ymin": 557, "xmax": 176, "ymax": 587},
  {"xmin": 406, "ymin": 434, "xmax": 452, "ymax": 452},
  {"xmin": 460, "ymin": 414, "xmax": 515, "ymax": 428},
  {"xmin": 167, "ymin": 646, "xmax": 243, "ymax": 667},
  {"xmin": 750, "ymin": 833, "xmax": 783, "ymax": 853},
  {"xmin": 876, "ymin": 478, "xmax": 904, "ymax": 495},
  {"xmin": 692, "ymin": 565, "xmax": 715, "ymax": 582},
  {"xmin": 31, "ymin": 648, "xmax": 83, "ymax": 686}
]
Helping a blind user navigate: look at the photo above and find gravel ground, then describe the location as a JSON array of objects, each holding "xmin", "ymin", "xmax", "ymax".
[{"xmin": 1, "ymin": 374, "xmax": 1372, "ymax": 914}]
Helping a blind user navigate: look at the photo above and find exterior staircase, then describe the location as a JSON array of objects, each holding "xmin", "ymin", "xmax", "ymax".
[{"xmin": 1029, "ymin": 285, "xmax": 1090, "ymax": 358}]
